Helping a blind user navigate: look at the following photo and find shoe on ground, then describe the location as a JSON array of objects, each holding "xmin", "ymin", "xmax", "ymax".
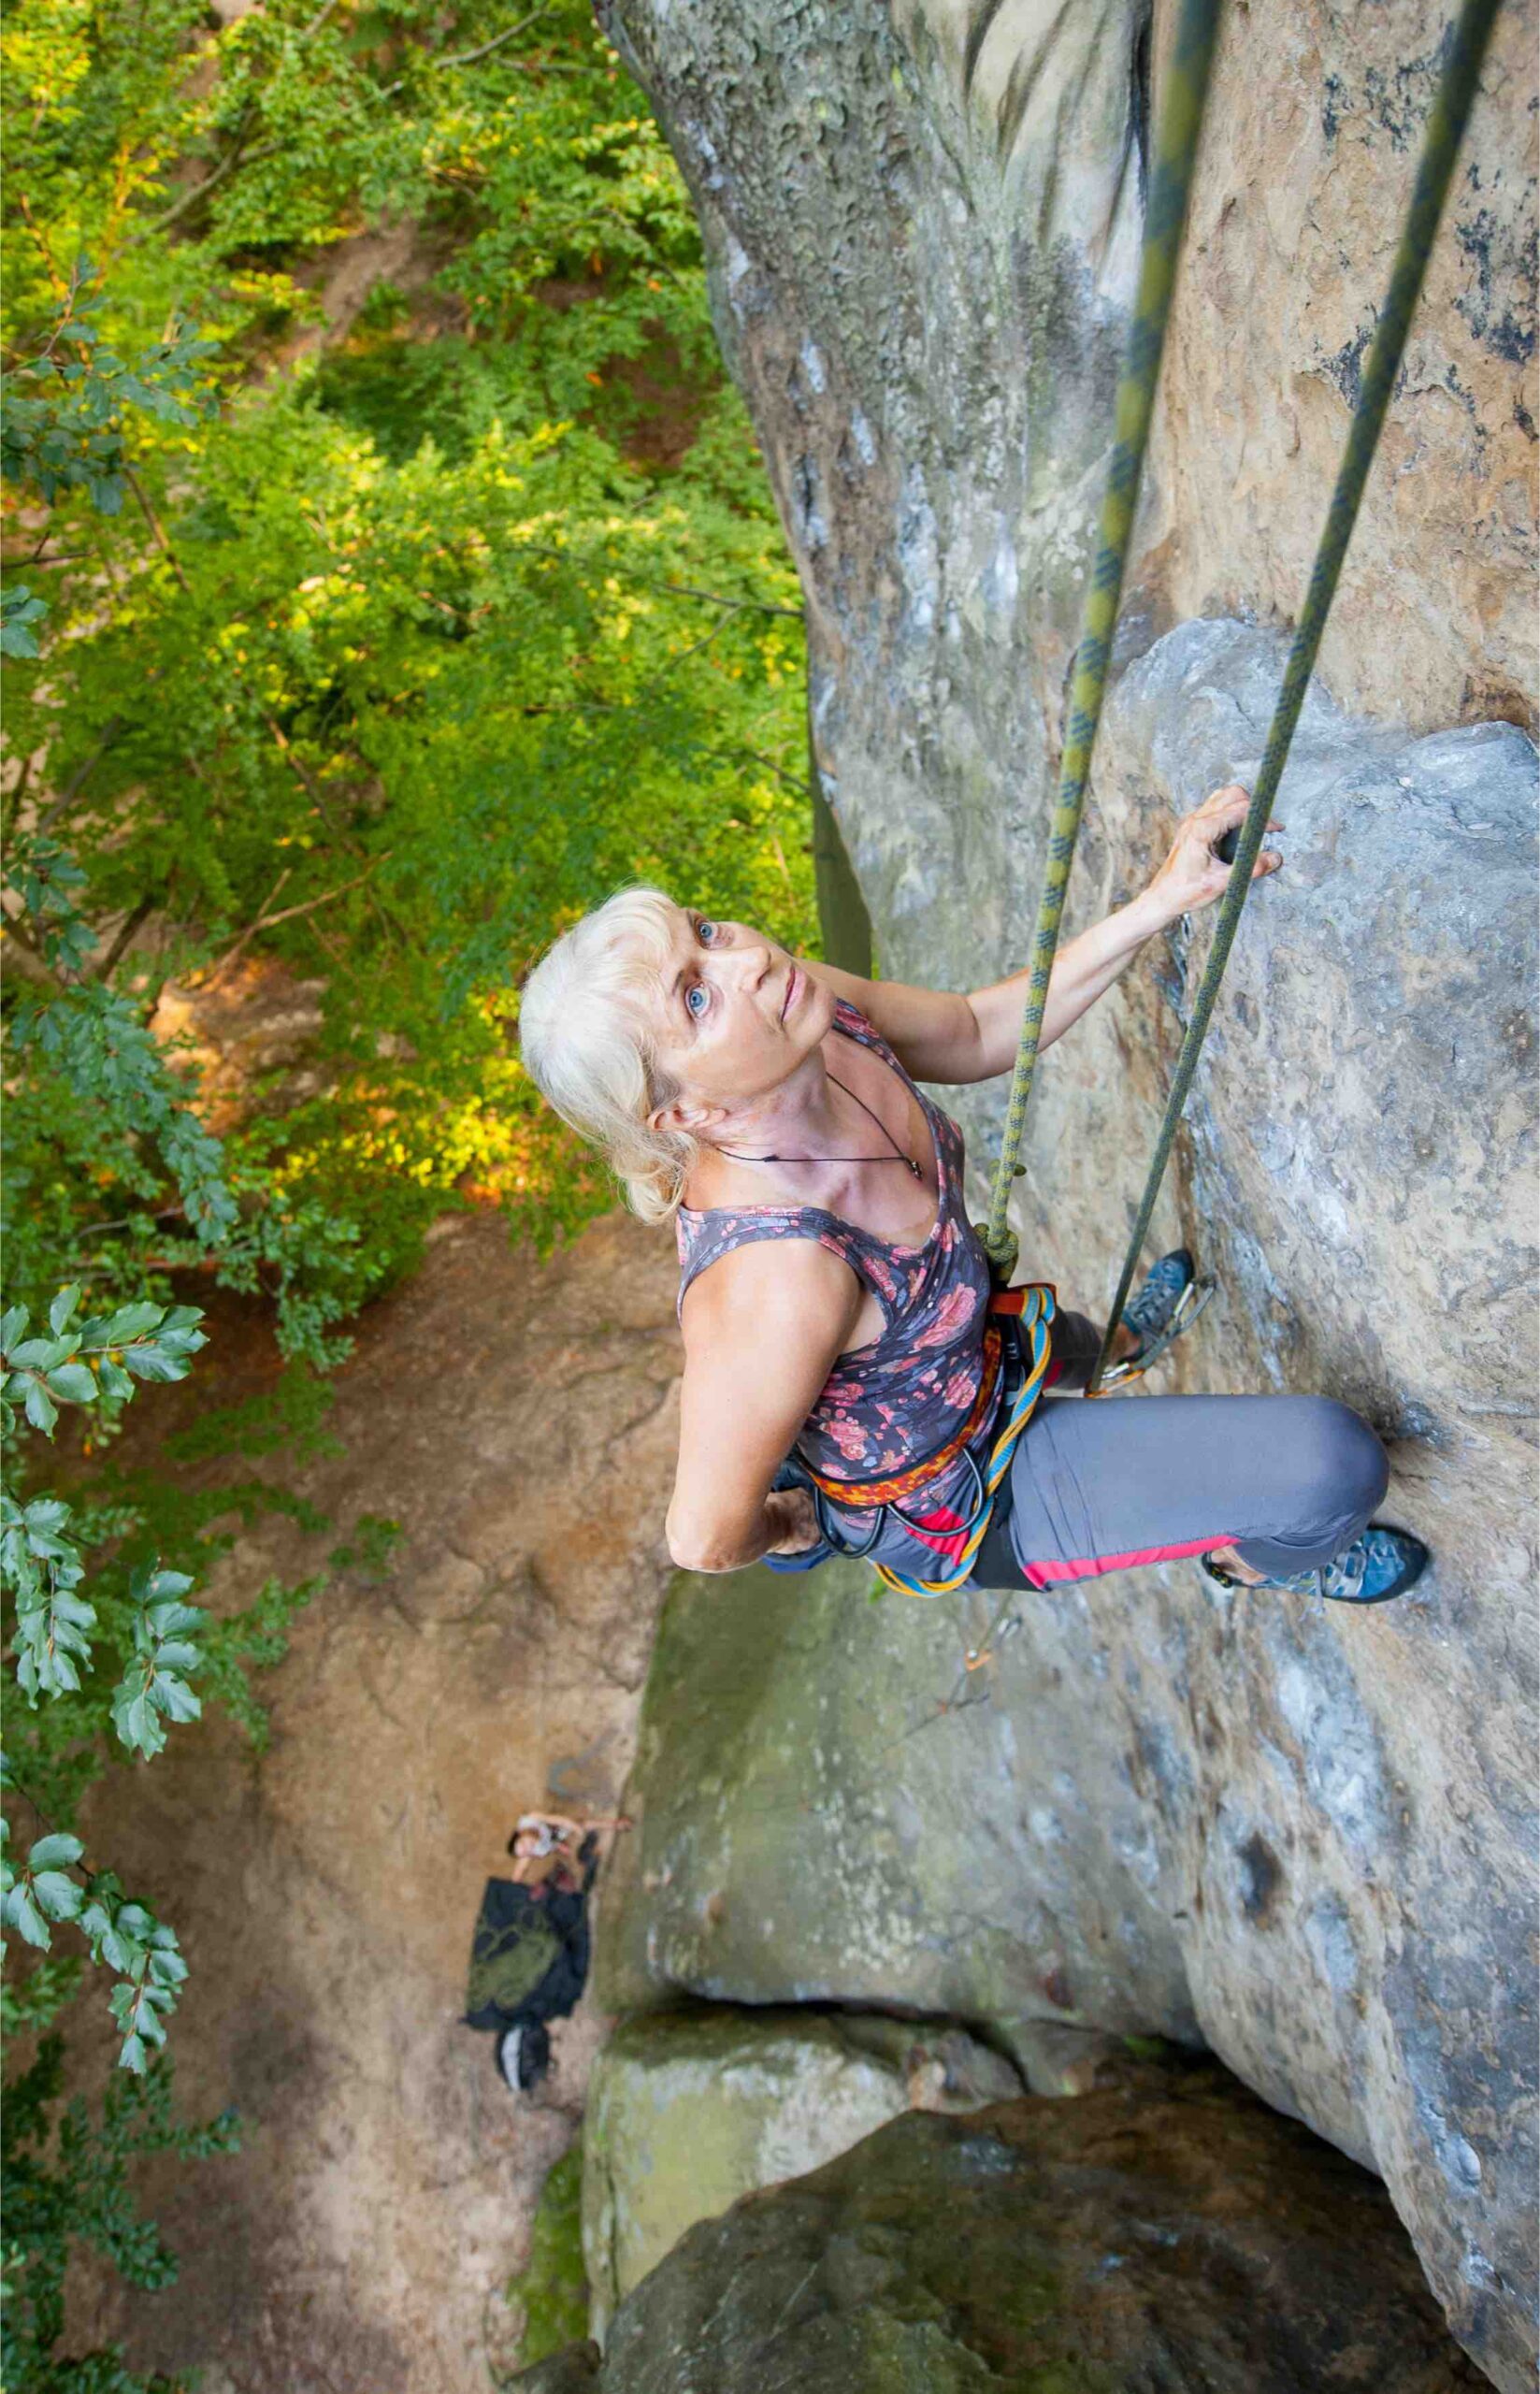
[{"xmin": 1199, "ymin": 1523, "xmax": 1430, "ymax": 1605}]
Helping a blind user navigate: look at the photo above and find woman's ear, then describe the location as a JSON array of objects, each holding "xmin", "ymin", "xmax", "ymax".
[{"xmin": 650, "ymin": 1093, "xmax": 724, "ymax": 1137}]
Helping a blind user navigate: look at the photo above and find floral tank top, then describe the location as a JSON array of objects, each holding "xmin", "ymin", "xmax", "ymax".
[{"xmin": 675, "ymin": 1000, "xmax": 997, "ymax": 1503}]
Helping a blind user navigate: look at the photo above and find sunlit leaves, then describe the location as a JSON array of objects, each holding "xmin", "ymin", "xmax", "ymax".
[{"xmin": 0, "ymin": 587, "xmax": 48, "ymax": 658}]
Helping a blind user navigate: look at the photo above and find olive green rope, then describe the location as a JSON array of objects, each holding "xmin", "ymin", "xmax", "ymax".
[
  {"xmin": 1087, "ymin": 0, "xmax": 1504, "ymax": 1395},
  {"xmin": 979, "ymin": 0, "xmax": 1222, "ymax": 1283}
]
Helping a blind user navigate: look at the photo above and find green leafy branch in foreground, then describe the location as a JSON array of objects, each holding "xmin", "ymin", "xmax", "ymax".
[
  {"xmin": 0, "ymin": 257, "xmax": 214, "ymax": 517},
  {"xmin": 2, "ymin": 1997, "xmax": 239, "ymax": 2389},
  {"xmin": 1, "ymin": 1824, "xmax": 187, "ymax": 2077}
]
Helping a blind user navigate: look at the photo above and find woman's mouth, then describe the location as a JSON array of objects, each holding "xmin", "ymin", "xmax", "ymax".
[{"xmin": 781, "ymin": 965, "xmax": 799, "ymax": 1021}]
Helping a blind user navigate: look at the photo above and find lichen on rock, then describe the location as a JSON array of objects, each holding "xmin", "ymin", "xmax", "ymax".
[
  {"xmin": 521, "ymin": 2062, "xmax": 1485, "ymax": 2392},
  {"xmin": 581, "ymin": 2007, "xmax": 1022, "ymax": 2338}
]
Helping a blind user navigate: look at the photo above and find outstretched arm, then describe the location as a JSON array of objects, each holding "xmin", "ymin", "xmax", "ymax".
[{"xmin": 806, "ymin": 785, "xmax": 1278, "ymax": 1086}]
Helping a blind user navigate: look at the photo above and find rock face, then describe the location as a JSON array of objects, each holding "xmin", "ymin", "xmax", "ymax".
[
  {"xmin": 597, "ymin": 1539, "xmax": 1538, "ymax": 2388},
  {"xmin": 582, "ymin": 2008, "xmax": 1021, "ymax": 2335},
  {"xmin": 594, "ymin": 1, "xmax": 1538, "ymax": 2383},
  {"xmin": 527, "ymin": 2065, "xmax": 1484, "ymax": 2391}
]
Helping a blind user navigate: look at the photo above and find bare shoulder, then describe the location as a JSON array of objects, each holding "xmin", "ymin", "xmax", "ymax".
[{"xmin": 679, "ymin": 1227, "xmax": 861, "ymax": 1352}]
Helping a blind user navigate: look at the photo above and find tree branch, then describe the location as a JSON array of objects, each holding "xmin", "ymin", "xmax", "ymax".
[
  {"xmin": 36, "ymin": 718, "xmax": 126, "ymax": 836},
  {"xmin": 440, "ymin": 7, "xmax": 550, "ymax": 71},
  {"xmin": 92, "ymin": 893, "xmax": 159, "ymax": 982}
]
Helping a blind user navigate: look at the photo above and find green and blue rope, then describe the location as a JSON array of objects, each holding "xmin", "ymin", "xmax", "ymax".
[
  {"xmin": 1087, "ymin": 0, "xmax": 1504, "ymax": 1393},
  {"xmin": 979, "ymin": 0, "xmax": 1222, "ymax": 1283}
]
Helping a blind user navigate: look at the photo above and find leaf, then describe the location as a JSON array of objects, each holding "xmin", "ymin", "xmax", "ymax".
[
  {"xmin": 27, "ymin": 1832, "xmax": 84, "ymax": 1870},
  {"xmin": 43, "ymin": 1363, "xmax": 98, "ymax": 1404},
  {"xmin": 120, "ymin": 1344, "xmax": 192, "ymax": 1383},
  {"xmin": 148, "ymin": 1635, "xmax": 201, "ymax": 1668},
  {"xmin": 118, "ymin": 2032, "xmax": 149, "ymax": 2075},
  {"xmin": 152, "ymin": 1676, "xmax": 202, "ymax": 1726},
  {"xmin": 8, "ymin": 1337, "xmax": 66, "ymax": 1369},
  {"xmin": 139, "ymin": 1573, "xmax": 196, "ymax": 1610},
  {"xmin": 2, "ymin": 1882, "xmax": 50, "ymax": 1948},
  {"xmin": 0, "ymin": 1305, "xmax": 27, "ymax": 1350},
  {"xmin": 111, "ymin": 1680, "xmax": 166, "ymax": 1758},
  {"xmin": 144, "ymin": 1600, "xmax": 203, "ymax": 1638},
  {"xmin": 22, "ymin": 1378, "xmax": 59, "ymax": 1435},
  {"xmin": 22, "ymin": 1496, "xmax": 71, "ymax": 1536},
  {"xmin": 49, "ymin": 1284, "xmax": 82, "ymax": 1335},
  {"xmin": 100, "ymin": 1302, "xmax": 166, "ymax": 1343},
  {"xmin": 31, "ymin": 1870, "xmax": 84, "ymax": 1923}
]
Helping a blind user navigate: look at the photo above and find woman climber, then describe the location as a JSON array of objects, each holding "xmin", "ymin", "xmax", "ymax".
[{"xmin": 519, "ymin": 784, "xmax": 1427, "ymax": 1608}]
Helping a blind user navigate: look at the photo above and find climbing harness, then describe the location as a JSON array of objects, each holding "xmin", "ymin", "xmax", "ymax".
[
  {"xmin": 976, "ymin": 0, "xmax": 1504, "ymax": 1403},
  {"xmin": 774, "ymin": 1283, "xmax": 1057, "ymax": 1598}
]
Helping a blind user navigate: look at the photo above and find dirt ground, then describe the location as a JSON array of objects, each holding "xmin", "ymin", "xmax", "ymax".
[{"xmin": 64, "ymin": 1206, "xmax": 684, "ymax": 2392}]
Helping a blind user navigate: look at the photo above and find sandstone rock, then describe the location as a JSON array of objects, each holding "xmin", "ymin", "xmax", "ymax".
[
  {"xmin": 582, "ymin": 2007, "xmax": 1021, "ymax": 2335},
  {"xmin": 512, "ymin": 2347, "xmax": 601, "ymax": 2394},
  {"xmin": 525, "ymin": 2065, "xmax": 1483, "ymax": 2391},
  {"xmin": 597, "ymin": 1522, "xmax": 1537, "ymax": 2387},
  {"xmin": 596, "ymin": 3, "xmax": 1538, "ymax": 2380}
]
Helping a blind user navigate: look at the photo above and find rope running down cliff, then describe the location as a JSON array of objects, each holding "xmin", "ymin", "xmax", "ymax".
[
  {"xmin": 977, "ymin": 0, "xmax": 1505, "ymax": 1383},
  {"xmin": 1085, "ymin": 0, "xmax": 1504, "ymax": 1393},
  {"xmin": 976, "ymin": 0, "xmax": 1221, "ymax": 1288}
]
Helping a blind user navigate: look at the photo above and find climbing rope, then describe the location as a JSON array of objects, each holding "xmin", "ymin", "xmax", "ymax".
[
  {"xmin": 979, "ymin": 0, "xmax": 1222, "ymax": 1284},
  {"xmin": 1086, "ymin": 0, "xmax": 1504, "ymax": 1394}
]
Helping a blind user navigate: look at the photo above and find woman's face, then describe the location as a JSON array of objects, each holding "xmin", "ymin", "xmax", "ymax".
[{"xmin": 646, "ymin": 903, "xmax": 836, "ymax": 1127}]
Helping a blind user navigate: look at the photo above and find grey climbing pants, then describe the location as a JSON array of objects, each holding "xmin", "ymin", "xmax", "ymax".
[{"xmin": 854, "ymin": 1307, "xmax": 1390, "ymax": 1593}]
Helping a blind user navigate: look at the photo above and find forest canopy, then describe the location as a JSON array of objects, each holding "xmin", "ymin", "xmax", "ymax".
[{"xmin": 1, "ymin": 5, "xmax": 813, "ymax": 2379}]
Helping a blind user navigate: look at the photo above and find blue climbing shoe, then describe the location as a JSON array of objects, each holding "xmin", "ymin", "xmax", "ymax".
[
  {"xmin": 1200, "ymin": 1523, "xmax": 1430, "ymax": 1605},
  {"xmin": 1100, "ymin": 1247, "xmax": 1214, "ymax": 1387}
]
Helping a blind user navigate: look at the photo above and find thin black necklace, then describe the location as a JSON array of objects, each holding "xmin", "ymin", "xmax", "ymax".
[{"xmin": 715, "ymin": 1071, "xmax": 924, "ymax": 1182}]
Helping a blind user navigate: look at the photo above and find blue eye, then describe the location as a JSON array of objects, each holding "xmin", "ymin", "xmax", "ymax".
[
  {"xmin": 696, "ymin": 918, "xmax": 719, "ymax": 945},
  {"xmin": 685, "ymin": 981, "xmax": 709, "ymax": 1019}
]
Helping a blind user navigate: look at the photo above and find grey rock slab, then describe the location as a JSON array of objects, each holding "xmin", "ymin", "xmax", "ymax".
[
  {"xmin": 581, "ymin": 2006, "xmax": 1021, "ymax": 2338},
  {"xmin": 597, "ymin": 1524, "xmax": 1537, "ymax": 2386},
  {"xmin": 521, "ymin": 2064, "xmax": 1483, "ymax": 2392}
]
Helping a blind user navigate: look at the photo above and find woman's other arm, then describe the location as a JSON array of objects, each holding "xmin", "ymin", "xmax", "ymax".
[
  {"xmin": 668, "ymin": 1238, "xmax": 862, "ymax": 1574},
  {"xmin": 805, "ymin": 785, "xmax": 1277, "ymax": 1086}
]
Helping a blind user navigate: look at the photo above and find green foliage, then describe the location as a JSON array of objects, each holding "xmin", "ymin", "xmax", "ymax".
[
  {"xmin": 2, "ymin": 2027, "xmax": 238, "ymax": 2392},
  {"xmin": 3, "ymin": 0, "xmax": 812, "ymax": 2375},
  {"xmin": 1, "ymin": 259, "xmax": 214, "ymax": 514},
  {"xmin": 3, "ymin": 0, "xmax": 814, "ymax": 1282}
]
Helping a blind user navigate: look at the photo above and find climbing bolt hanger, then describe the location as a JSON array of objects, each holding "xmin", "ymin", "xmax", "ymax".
[
  {"xmin": 978, "ymin": 0, "xmax": 1223, "ymax": 1285},
  {"xmin": 1086, "ymin": 0, "xmax": 1504, "ymax": 1394}
]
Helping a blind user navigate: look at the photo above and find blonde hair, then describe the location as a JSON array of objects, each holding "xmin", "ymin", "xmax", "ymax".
[{"xmin": 518, "ymin": 887, "xmax": 700, "ymax": 1224}]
